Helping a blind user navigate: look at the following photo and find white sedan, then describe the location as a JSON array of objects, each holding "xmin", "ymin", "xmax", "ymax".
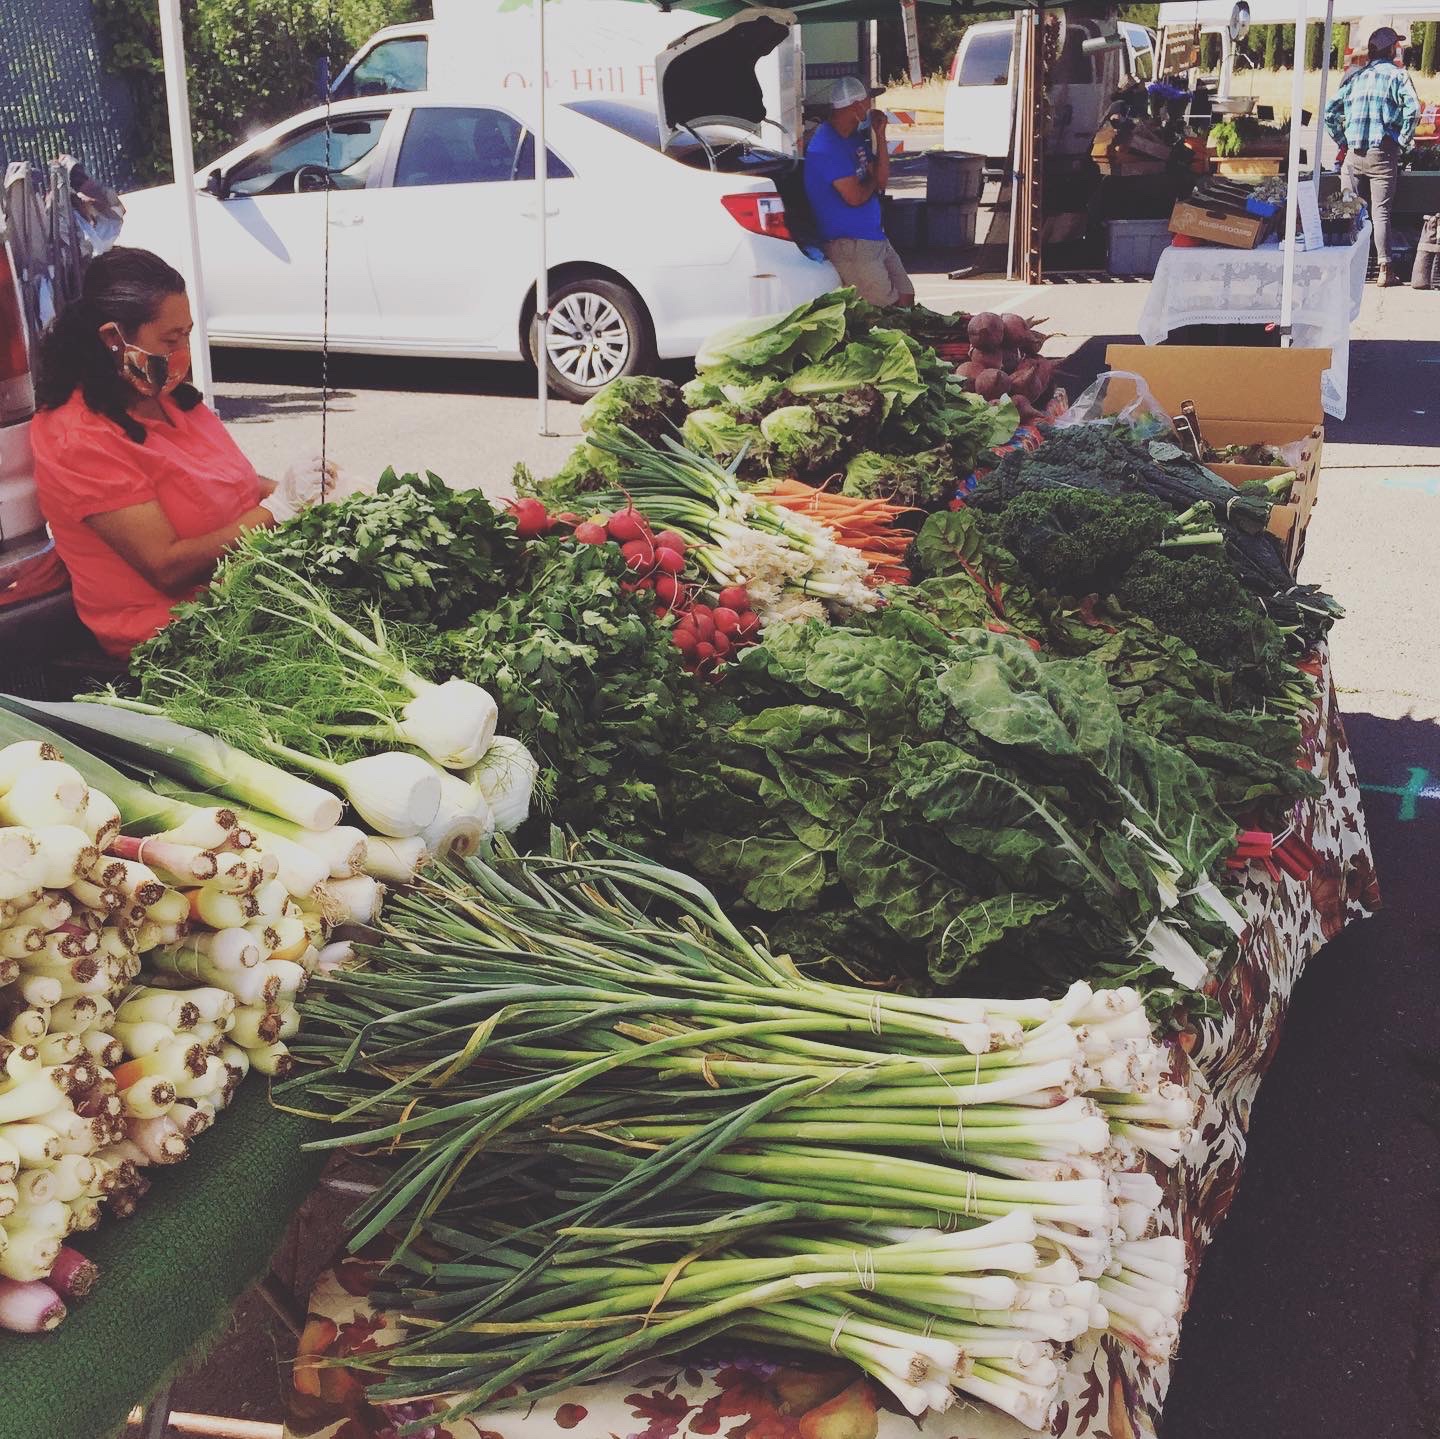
[{"xmin": 119, "ymin": 92, "xmax": 836, "ymax": 401}]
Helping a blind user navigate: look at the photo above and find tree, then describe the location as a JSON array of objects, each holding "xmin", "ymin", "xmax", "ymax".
[
  {"xmin": 94, "ymin": 0, "xmax": 431, "ymax": 182},
  {"xmin": 878, "ymin": 12, "xmax": 969, "ymax": 82},
  {"xmin": 1305, "ymin": 22, "xmax": 1324, "ymax": 71},
  {"xmin": 1279, "ymin": 24, "xmax": 1295, "ymax": 67},
  {"xmin": 1332, "ymin": 22, "xmax": 1350, "ymax": 66},
  {"xmin": 1260, "ymin": 24, "xmax": 1281, "ymax": 71},
  {"xmin": 1422, "ymin": 20, "xmax": 1439, "ymax": 76},
  {"xmin": 1199, "ymin": 32, "xmax": 1220, "ymax": 71}
]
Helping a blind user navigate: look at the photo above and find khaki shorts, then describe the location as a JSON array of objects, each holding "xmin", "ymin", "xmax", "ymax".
[{"xmin": 823, "ymin": 237, "xmax": 914, "ymax": 306}]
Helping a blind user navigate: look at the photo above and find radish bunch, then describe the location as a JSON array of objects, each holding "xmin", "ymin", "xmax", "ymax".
[{"xmin": 668, "ymin": 586, "xmax": 762, "ymax": 676}]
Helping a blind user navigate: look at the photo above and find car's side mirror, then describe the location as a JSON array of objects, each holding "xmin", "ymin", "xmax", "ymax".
[{"xmin": 204, "ymin": 169, "xmax": 229, "ymax": 199}]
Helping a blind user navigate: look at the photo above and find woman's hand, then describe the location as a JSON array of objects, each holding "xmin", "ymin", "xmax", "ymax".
[{"xmin": 262, "ymin": 452, "xmax": 341, "ymax": 523}]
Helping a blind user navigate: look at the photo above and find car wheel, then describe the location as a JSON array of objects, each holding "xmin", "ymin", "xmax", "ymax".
[{"xmin": 530, "ymin": 278, "xmax": 653, "ymax": 403}]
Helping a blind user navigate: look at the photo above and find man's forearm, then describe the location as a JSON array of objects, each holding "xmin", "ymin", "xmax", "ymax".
[{"xmin": 873, "ymin": 143, "xmax": 890, "ymax": 193}]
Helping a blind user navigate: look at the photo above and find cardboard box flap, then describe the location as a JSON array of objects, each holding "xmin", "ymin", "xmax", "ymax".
[{"xmin": 1103, "ymin": 345, "xmax": 1328, "ymax": 427}]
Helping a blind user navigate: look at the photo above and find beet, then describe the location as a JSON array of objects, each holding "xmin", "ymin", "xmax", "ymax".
[
  {"xmin": 1001, "ymin": 312, "xmax": 1032, "ymax": 348},
  {"xmin": 971, "ymin": 347, "xmax": 1005, "ymax": 372},
  {"xmin": 967, "ymin": 311, "xmax": 1004, "ymax": 350},
  {"xmin": 973, "ymin": 368, "xmax": 1011, "ymax": 401},
  {"xmin": 1002, "ymin": 346, "xmax": 1021, "ymax": 372}
]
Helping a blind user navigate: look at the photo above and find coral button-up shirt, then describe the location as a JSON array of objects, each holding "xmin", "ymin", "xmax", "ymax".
[{"xmin": 31, "ymin": 391, "xmax": 262, "ymax": 656}]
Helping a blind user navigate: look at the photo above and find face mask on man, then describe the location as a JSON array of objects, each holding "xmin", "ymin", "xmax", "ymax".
[{"xmin": 99, "ymin": 322, "xmax": 192, "ymax": 398}]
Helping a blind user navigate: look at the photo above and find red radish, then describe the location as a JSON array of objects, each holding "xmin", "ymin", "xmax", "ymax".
[
  {"xmin": 694, "ymin": 641, "xmax": 716, "ymax": 662},
  {"xmin": 711, "ymin": 631, "xmax": 733, "ymax": 658},
  {"xmin": 735, "ymin": 611, "xmax": 760, "ymax": 638},
  {"xmin": 655, "ymin": 529, "xmax": 688, "ymax": 554},
  {"xmin": 553, "ymin": 511, "xmax": 581, "ymax": 526},
  {"xmin": 654, "ymin": 574, "xmax": 684, "ymax": 606},
  {"xmin": 508, "ymin": 498, "xmax": 552, "ymax": 538},
  {"xmin": 672, "ymin": 627, "xmax": 699, "ymax": 655},
  {"xmin": 47, "ymin": 1247, "xmax": 98, "ymax": 1301},
  {"xmin": 573, "ymin": 521, "xmax": 608, "ymax": 545},
  {"xmin": 711, "ymin": 607, "xmax": 741, "ymax": 634},
  {"xmin": 620, "ymin": 539, "xmax": 656, "ymax": 572},
  {"xmin": 606, "ymin": 508, "xmax": 650, "ymax": 543},
  {"xmin": 691, "ymin": 611, "xmax": 715, "ymax": 641},
  {"xmin": 0, "ymin": 1279, "xmax": 66, "ymax": 1332},
  {"xmin": 653, "ymin": 548, "xmax": 685, "ymax": 575},
  {"xmin": 717, "ymin": 585, "xmax": 750, "ymax": 611}
]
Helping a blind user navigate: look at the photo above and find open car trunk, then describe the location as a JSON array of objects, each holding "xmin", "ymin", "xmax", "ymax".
[{"xmin": 655, "ymin": 7, "xmax": 796, "ymax": 154}]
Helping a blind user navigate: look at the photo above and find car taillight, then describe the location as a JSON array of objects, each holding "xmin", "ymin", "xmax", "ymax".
[
  {"xmin": 722, "ymin": 192, "xmax": 793, "ymax": 242},
  {"xmin": 0, "ymin": 246, "xmax": 29, "ymax": 386},
  {"xmin": 948, "ymin": 50, "xmax": 959, "ymax": 82}
]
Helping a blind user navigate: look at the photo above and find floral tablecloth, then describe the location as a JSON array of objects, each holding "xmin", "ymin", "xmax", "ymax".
[
  {"xmin": 285, "ymin": 647, "xmax": 1377, "ymax": 1439},
  {"xmin": 1138, "ymin": 225, "xmax": 1370, "ymax": 419}
]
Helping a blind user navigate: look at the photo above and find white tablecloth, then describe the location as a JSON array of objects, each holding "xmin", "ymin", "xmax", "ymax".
[{"xmin": 1138, "ymin": 224, "xmax": 1370, "ymax": 419}]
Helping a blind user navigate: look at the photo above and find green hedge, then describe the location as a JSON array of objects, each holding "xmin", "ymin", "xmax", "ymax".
[
  {"xmin": 1422, "ymin": 20, "xmax": 1439, "ymax": 76},
  {"xmin": 93, "ymin": 0, "xmax": 430, "ymax": 183}
]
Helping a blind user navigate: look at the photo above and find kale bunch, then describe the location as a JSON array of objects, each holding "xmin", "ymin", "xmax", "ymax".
[
  {"xmin": 990, "ymin": 487, "xmax": 1174, "ymax": 597},
  {"xmin": 1116, "ymin": 549, "xmax": 1291, "ymax": 703}
]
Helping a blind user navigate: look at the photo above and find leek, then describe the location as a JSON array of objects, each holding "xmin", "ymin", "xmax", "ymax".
[{"xmin": 0, "ymin": 696, "xmax": 341, "ymax": 831}]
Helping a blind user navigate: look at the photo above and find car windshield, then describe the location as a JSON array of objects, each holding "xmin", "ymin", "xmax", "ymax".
[
  {"xmin": 565, "ymin": 99, "xmax": 661, "ymax": 149},
  {"xmin": 957, "ymin": 30, "xmax": 1012, "ymax": 86}
]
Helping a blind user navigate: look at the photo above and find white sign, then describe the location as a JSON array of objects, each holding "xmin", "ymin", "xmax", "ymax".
[{"xmin": 1296, "ymin": 181, "xmax": 1326, "ymax": 252}]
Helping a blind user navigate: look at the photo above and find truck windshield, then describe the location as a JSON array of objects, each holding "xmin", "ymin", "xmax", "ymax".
[{"xmin": 956, "ymin": 30, "xmax": 1012, "ymax": 86}]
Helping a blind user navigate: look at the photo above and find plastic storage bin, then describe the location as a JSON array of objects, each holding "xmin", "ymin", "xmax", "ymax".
[
  {"xmin": 927, "ymin": 152, "xmax": 984, "ymax": 205},
  {"xmin": 926, "ymin": 201, "xmax": 979, "ymax": 250},
  {"xmin": 1105, "ymin": 217, "xmax": 1173, "ymax": 276}
]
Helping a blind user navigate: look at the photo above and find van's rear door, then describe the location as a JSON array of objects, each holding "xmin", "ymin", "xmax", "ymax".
[{"xmin": 942, "ymin": 24, "xmax": 1015, "ymax": 162}]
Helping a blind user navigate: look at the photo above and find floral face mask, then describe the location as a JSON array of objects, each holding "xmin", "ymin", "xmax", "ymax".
[{"xmin": 100, "ymin": 322, "xmax": 192, "ymax": 398}]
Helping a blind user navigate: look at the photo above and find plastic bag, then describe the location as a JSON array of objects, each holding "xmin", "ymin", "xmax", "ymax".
[{"xmin": 1051, "ymin": 370, "xmax": 1174, "ymax": 441}]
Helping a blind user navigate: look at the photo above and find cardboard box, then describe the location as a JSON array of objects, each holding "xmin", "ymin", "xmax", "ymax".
[
  {"xmin": 1103, "ymin": 345, "xmax": 1327, "ymax": 570},
  {"xmin": 1168, "ymin": 200, "xmax": 1271, "ymax": 248}
]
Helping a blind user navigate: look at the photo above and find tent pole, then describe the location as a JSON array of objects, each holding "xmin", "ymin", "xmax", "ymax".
[
  {"xmin": 158, "ymin": 0, "xmax": 212, "ymax": 403},
  {"xmin": 1005, "ymin": 10, "xmax": 1027, "ymax": 282},
  {"xmin": 1314, "ymin": 0, "xmax": 1336, "ymax": 184},
  {"xmin": 1279, "ymin": 0, "xmax": 1309, "ymax": 341},
  {"xmin": 535, "ymin": 0, "xmax": 552, "ymax": 436}
]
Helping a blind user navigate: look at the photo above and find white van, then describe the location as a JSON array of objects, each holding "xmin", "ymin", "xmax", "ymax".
[
  {"xmin": 330, "ymin": 0, "xmax": 805, "ymax": 153},
  {"xmin": 943, "ymin": 18, "xmax": 1157, "ymax": 169}
]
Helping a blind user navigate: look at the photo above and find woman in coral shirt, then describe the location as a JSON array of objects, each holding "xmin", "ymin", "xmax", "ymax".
[{"xmin": 31, "ymin": 247, "xmax": 303, "ymax": 657}]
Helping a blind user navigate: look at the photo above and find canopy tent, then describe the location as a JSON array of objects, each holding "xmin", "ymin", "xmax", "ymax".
[{"xmin": 1158, "ymin": 0, "xmax": 1439, "ymax": 23}]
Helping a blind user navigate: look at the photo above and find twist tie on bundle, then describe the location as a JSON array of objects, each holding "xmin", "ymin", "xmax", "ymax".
[
  {"xmin": 868, "ymin": 995, "xmax": 884, "ymax": 1036},
  {"xmin": 851, "ymin": 1246, "xmax": 877, "ymax": 1292},
  {"xmin": 829, "ymin": 1311, "xmax": 854, "ymax": 1352}
]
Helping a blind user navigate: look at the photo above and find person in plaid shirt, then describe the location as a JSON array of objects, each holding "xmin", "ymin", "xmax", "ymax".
[{"xmin": 1325, "ymin": 27, "xmax": 1420, "ymax": 286}]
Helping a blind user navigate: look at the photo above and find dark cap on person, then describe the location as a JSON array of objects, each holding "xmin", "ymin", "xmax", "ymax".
[
  {"xmin": 829, "ymin": 76, "xmax": 885, "ymax": 109},
  {"xmin": 1367, "ymin": 25, "xmax": 1401, "ymax": 58}
]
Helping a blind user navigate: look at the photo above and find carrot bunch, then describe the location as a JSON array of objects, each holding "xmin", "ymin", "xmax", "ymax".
[{"xmin": 758, "ymin": 480, "xmax": 917, "ymax": 586}]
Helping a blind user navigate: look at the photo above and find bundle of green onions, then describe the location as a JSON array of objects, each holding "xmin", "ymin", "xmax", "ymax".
[
  {"xmin": 584, "ymin": 430, "xmax": 876, "ymax": 626},
  {"xmin": 283, "ymin": 843, "xmax": 1195, "ymax": 1430}
]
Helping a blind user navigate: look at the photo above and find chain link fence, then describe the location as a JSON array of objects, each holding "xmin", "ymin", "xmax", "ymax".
[{"xmin": 0, "ymin": 0, "xmax": 137, "ymax": 192}]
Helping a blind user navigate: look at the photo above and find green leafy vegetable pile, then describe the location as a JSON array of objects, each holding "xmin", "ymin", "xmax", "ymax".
[
  {"xmin": 136, "ymin": 475, "xmax": 697, "ymax": 847},
  {"xmin": 667, "ymin": 601, "xmax": 1241, "ymax": 1007}
]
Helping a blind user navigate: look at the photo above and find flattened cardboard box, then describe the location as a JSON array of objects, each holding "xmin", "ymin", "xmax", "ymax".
[{"xmin": 1103, "ymin": 345, "xmax": 1328, "ymax": 570}]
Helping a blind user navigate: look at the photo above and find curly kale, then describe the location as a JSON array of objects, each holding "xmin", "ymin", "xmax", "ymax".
[
  {"xmin": 992, "ymin": 488, "xmax": 1174, "ymax": 597},
  {"xmin": 1115, "ymin": 550, "xmax": 1291, "ymax": 702}
]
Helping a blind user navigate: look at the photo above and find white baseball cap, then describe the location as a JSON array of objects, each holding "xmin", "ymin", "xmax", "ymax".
[{"xmin": 829, "ymin": 76, "xmax": 885, "ymax": 109}]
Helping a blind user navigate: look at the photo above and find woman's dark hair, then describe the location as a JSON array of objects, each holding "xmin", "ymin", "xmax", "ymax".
[{"xmin": 35, "ymin": 246, "xmax": 202, "ymax": 442}]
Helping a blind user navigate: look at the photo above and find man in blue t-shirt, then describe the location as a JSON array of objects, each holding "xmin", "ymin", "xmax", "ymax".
[{"xmin": 803, "ymin": 76, "xmax": 914, "ymax": 307}]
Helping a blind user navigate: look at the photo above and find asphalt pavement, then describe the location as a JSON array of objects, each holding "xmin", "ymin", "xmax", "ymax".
[{"xmin": 200, "ymin": 271, "xmax": 1440, "ymax": 1439}]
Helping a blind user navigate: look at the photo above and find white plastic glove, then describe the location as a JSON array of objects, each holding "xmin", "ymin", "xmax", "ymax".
[{"xmin": 262, "ymin": 452, "xmax": 341, "ymax": 523}]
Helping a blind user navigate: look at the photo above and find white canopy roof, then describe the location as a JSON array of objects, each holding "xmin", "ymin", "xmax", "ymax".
[{"xmin": 1159, "ymin": 0, "xmax": 1440, "ymax": 26}]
